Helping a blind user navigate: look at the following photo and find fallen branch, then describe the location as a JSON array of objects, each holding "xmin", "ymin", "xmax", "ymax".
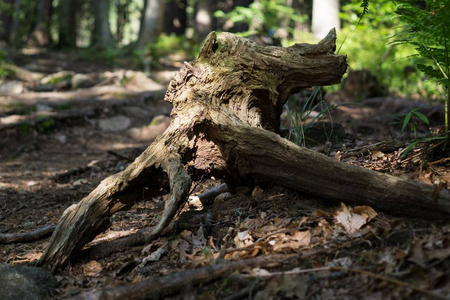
[
  {"xmin": 189, "ymin": 182, "xmax": 229, "ymax": 207},
  {"xmin": 69, "ymin": 254, "xmax": 298, "ymax": 300},
  {"xmin": 0, "ymin": 225, "xmax": 55, "ymax": 244}
]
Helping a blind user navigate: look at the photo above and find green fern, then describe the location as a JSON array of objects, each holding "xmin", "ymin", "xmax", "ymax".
[
  {"xmin": 395, "ymin": 1, "xmax": 450, "ymax": 139},
  {"xmin": 337, "ymin": 0, "xmax": 370, "ymax": 54}
]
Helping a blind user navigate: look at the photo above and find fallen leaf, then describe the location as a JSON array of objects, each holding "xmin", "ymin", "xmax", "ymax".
[
  {"xmin": 142, "ymin": 239, "xmax": 169, "ymax": 263},
  {"xmin": 272, "ymin": 231, "xmax": 311, "ymax": 251},
  {"xmin": 15, "ymin": 251, "xmax": 42, "ymax": 262},
  {"xmin": 328, "ymin": 256, "xmax": 353, "ymax": 268},
  {"xmin": 335, "ymin": 203, "xmax": 377, "ymax": 233},
  {"xmin": 83, "ymin": 260, "xmax": 102, "ymax": 277},
  {"xmin": 351, "ymin": 206, "xmax": 377, "ymax": 221},
  {"xmin": 234, "ymin": 230, "xmax": 254, "ymax": 248}
]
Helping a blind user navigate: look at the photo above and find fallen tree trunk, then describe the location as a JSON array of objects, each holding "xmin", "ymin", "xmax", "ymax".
[{"xmin": 38, "ymin": 29, "xmax": 450, "ymax": 272}]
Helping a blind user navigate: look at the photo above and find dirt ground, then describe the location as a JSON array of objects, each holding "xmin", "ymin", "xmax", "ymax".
[{"xmin": 0, "ymin": 51, "xmax": 449, "ymax": 299}]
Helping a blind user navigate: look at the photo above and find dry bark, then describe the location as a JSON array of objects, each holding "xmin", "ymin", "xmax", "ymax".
[{"xmin": 37, "ymin": 29, "xmax": 450, "ymax": 272}]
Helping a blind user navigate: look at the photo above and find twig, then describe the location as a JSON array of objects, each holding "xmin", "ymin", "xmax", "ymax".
[
  {"xmin": 429, "ymin": 157, "xmax": 450, "ymax": 165},
  {"xmin": 241, "ymin": 266, "xmax": 331, "ymax": 277}
]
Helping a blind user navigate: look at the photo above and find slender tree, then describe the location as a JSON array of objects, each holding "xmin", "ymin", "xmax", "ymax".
[
  {"xmin": 29, "ymin": 0, "xmax": 53, "ymax": 47},
  {"xmin": 163, "ymin": 0, "xmax": 187, "ymax": 36},
  {"xmin": 58, "ymin": 0, "xmax": 78, "ymax": 47},
  {"xmin": 0, "ymin": 0, "xmax": 13, "ymax": 46},
  {"xmin": 9, "ymin": 0, "xmax": 22, "ymax": 47},
  {"xmin": 137, "ymin": 0, "xmax": 165, "ymax": 48},
  {"xmin": 92, "ymin": 0, "xmax": 114, "ymax": 48},
  {"xmin": 311, "ymin": 0, "xmax": 340, "ymax": 39},
  {"xmin": 115, "ymin": 0, "xmax": 129, "ymax": 44},
  {"xmin": 194, "ymin": 0, "xmax": 216, "ymax": 41}
]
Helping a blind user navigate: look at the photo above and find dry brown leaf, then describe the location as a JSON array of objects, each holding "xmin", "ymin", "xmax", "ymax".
[
  {"xmin": 83, "ymin": 260, "xmax": 102, "ymax": 277},
  {"xmin": 351, "ymin": 205, "xmax": 378, "ymax": 221},
  {"xmin": 272, "ymin": 230, "xmax": 311, "ymax": 251},
  {"xmin": 335, "ymin": 203, "xmax": 377, "ymax": 234},
  {"xmin": 252, "ymin": 185, "xmax": 264, "ymax": 197},
  {"xmin": 15, "ymin": 251, "xmax": 42, "ymax": 262},
  {"xmin": 142, "ymin": 240, "xmax": 169, "ymax": 263},
  {"xmin": 372, "ymin": 150, "xmax": 385, "ymax": 160},
  {"xmin": 234, "ymin": 230, "xmax": 254, "ymax": 248}
]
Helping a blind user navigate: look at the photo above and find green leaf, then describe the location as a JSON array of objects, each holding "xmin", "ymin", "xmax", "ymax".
[
  {"xmin": 402, "ymin": 112, "xmax": 412, "ymax": 131},
  {"xmin": 439, "ymin": 78, "xmax": 450, "ymax": 87},
  {"xmin": 402, "ymin": 141, "xmax": 419, "ymax": 158},
  {"xmin": 412, "ymin": 111, "xmax": 429, "ymax": 125}
]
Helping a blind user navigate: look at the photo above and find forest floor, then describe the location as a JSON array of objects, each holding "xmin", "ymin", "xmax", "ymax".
[{"xmin": 0, "ymin": 49, "xmax": 449, "ymax": 300}]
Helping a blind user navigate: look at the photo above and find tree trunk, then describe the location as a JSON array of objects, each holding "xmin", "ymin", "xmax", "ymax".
[
  {"xmin": 163, "ymin": 0, "xmax": 187, "ymax": 36},
  {"xmin": 37, "ymin": 30, "xmax": 450, "ymax": 272},
  {"xmin": 9, "ymin": 0, "xmax": 21, "ymax": 47},
  {"xmin": 137, "ymin": 0, "xmax": 165, "ymax": 48},
  {"xmin": 114, "ymin": 0, "xmax": 129, "ymax": 44},
  {"xmin": 29, "ymin": 0, "xmax": 53, "ymax": 47},
  {"xmin": 194, "ymin": 0, "xmax": 216, "ymax": 42},
  {"xmin": 0, "ymin": 0, "xmax": 13, "ymax": 45},
  {"xmin": 58, "ymin": 0, "xmax": 78, "ymax": 47},
  {"xmin": 312, "ymin": 0, "xmax": 340, "ymax": 39},
  {"xmin": 92, "ymin": 0, "xmax": 114, "ymax": 48}
]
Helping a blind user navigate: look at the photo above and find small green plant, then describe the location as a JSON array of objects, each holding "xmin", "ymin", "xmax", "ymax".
[
  {"xmin": 18, "ymin": 123, "xmax": 31, "ymax": 135},
  {"xmin": 47, "ymin": 74, "xmax": 72, "ymax": 85},
  {"xmin": 398, "ymin": 108, "xmax": 448, "ymax": 157},
  {"xmin": 401, "ymin": 108, "xmax": 430, "ymax": 138},
  {"xmin": 285, "ymin": 88, "xmax": 338, "ymax": 146},
  {"xmin": 56, "ymin": 102, "xmax": 72, "ymax": 111},
  {"xmin": 0, "ymin": 49, "xmax": 14, "ymax": 79},
  {"xmin": 36, "ymin": 118, "xmax": 56, "ymax": 134}
]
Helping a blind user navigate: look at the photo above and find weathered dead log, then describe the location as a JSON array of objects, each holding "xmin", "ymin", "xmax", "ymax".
[
  {"xmin": 206, "ymin": 116, "xmax": 450, "ymax": 218},
  {"xmin": 37, "ymin": 29, "xmax": 450, "ymax": 272}
]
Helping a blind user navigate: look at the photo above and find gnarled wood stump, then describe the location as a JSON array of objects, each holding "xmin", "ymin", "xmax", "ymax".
[{"xmin": 38, "ymin": 30, "xmax": 450, "ymax": 272}]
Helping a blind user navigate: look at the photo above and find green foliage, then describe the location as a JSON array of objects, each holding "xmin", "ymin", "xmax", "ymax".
[
  {"xmin": 0, "ymin": 50, "xmax": 14, "ymax": 79},
  {"xmin": 36, "ymin": 118, "xmax": 56, "ymax": 134},
  {"xmin": 285, "ymin": 88, "xmax": 338, "ymax": 147},
  {"xmin": 56, "ymin": 102, "xmax": 72, "ymax": 111},
  {"xmin": 400, "ymin": 108, "xmax": 430, "ymax": 138},
  {"xmin": 18, "ymin": 123, "xmax": 31, "ymax": 135},
  {"xmin": 78, "ymin": 46, "xmax": 128, "ymax": 64},
  {"xmin": 395, "ymin": 0, "xmax": 450, "ymax": 136},
  {"xmin": 142, "ymin": 34, "xmax": 199, "ymax": 69},
  {"xmin": 215, "ymin": 0, "xmax": 306, "ymax": 42},
  {"xmin": 47, "ymin": 74, "xmax": 73, "ymax": 84},
  {"xmin": 401, "ymin": 135, "xmax": 447, "ymax": 157},
  {"xmin": 395, "ymin": 1, "xmax": 450, "ymax": 84},
  {"xmin": 335, "ymin": 1, "xmax": 444, "ymax": 101}
]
